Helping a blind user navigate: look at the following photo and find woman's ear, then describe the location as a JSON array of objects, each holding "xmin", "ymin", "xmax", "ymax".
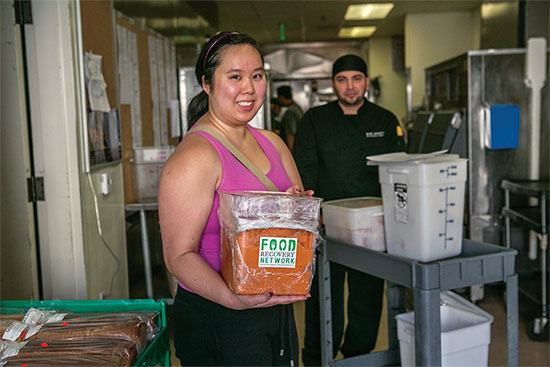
[{"xmin": 202, "ymin": 76, "xmax": 211, "ymax": 95}]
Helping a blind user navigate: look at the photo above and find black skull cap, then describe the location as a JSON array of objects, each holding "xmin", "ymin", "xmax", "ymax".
[{"xmin": 332, "ymin": 54, "xmax": 367, "ymax": 78}]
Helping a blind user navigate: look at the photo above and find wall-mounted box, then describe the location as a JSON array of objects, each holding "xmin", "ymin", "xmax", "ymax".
[{"xmin": 483, "ymin": 104, "xmax": 520, "ymax": 150}]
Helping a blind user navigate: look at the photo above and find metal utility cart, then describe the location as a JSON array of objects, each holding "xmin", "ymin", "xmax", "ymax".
[
  {"xmin": 501, "ymin": 179, "xmax": 550, "ymax": 340},
  {"xmin": 319, "ymin": 238, "xmax": 518, "ymax": 366}
]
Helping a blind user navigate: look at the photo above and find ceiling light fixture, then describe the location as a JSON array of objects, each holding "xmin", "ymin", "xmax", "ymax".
[
  {"xmin": 344, "ymin": 3, "xmax": 394, "ymax": 20},
  {"xmin": 338, "ymin": 26, "xmax": 377, "ymax": 38}
]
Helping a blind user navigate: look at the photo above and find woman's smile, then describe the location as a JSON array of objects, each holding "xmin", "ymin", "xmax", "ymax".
[{"xmin": 236, "ymin": 100, "xmax": 255, "ymax": 111}]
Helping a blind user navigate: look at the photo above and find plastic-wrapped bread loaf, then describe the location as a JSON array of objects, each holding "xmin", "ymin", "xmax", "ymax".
[
  {"xmin": 0, "ymin": 313, "xmax": 149, "ymax": 351},
  {"xmin": 29, "ymin": 315, "xmax": 149, "ymax": 351},
  {"xmin": 0, "ymin": 312, "xmax": 158, "ymax": 351},
  {"xmin": 218, "ymin": 191, "xmax": 322, "ymax": 295},
  {"xmin": 5, "ymin": 338, "xmax": 138, "ymax": 366},
  {"xmin": 63, "ymin": 311, "xmax": 160, "ymax": 342}
]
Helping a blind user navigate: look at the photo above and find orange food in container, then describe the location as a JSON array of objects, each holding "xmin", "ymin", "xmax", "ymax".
[{"xmin": 218, "ymin": 191, "xmax": 323, "ymax": 295}]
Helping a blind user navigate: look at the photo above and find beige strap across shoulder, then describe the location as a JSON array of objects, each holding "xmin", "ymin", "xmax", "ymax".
[{"xmin": 188, "ymin": 125, "xmax": 279, "ymax": 192}]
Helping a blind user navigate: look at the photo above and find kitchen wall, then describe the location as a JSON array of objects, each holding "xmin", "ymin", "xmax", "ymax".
[
  {"xmin": 404, "ymin": 11, "xmax": 480, "ymax": 108},
  {"xmin": 368, "ymin": 36, "xmax": 407, "ymax": 125}
]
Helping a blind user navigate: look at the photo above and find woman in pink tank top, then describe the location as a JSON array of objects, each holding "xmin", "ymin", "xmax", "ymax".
[{"xmin": 158, "ymin": 32, "xmax": 313, "ymax": 366}]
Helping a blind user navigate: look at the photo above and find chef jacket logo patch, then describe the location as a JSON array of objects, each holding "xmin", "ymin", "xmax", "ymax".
[
  {"xmin": 259, "ymin": 237, "xmax": 297, "ymax": 268},
  {"xmin": 366, "ymin": 131, "xmax": 385, "ymax": 138}
]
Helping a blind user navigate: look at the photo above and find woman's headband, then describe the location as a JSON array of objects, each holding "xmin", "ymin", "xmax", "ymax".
[{"xmin": 203, "ymin": 32, "xmax": 239, "ymax": 70}]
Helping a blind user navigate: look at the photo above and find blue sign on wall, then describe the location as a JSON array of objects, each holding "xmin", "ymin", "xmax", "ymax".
[{"xmin": 487, "ymin": 105, "xmax": 520, "ymax": 150}]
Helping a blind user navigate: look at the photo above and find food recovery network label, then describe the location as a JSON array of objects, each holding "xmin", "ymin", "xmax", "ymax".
[{"xmin": 258, "ymin": 236, "xmax": 297, "ymax": 268}]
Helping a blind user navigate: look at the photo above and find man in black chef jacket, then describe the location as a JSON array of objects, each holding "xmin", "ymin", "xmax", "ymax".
[{"xmin": 293, "ymin": 54, "xmax": 405, "ymax": 366}]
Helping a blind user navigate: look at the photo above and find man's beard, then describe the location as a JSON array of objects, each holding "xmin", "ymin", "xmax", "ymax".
[{"xmin": 337, "ymin": 92, "xmax": 363, "ymax": 107}]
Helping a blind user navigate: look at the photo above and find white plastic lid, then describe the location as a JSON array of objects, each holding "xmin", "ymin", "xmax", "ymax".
[
  {"xmin": 322, "ymin": 197, "xmax": 382, "ymax": 210},
  {"xmin": 367, "ymin": 150, "xmax": 462, "ymax": 166}
]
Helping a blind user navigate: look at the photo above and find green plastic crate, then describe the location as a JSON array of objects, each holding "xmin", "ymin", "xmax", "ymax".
[{"xmin": 0, "ymin": 299, "xmax": 170, "ymax": 367}]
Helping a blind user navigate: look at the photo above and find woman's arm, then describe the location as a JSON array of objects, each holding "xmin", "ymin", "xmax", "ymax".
[{"xmin": 159, "ymin": 135, "xmax": 239, "ymax": 306}]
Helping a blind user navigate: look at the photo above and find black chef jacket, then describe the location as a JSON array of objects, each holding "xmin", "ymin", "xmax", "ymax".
[{"xmin": 293, "ymin": 99, "xmax": 404, "ymax": 201}]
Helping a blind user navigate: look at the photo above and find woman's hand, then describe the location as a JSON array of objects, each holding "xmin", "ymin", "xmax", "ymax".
[
  {"xmin": 285, "ymin": 184, "xmax": 314, "ymax": 197},
  {"xmin": 233, "ymin": 293, "xmax": 311, "ymax": 309}
]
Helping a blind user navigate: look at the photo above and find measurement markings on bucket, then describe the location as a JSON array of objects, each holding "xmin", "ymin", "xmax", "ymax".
[
  {"xmin": 437, "ymin": 164, "xmax": 459, "ymax": 249},
  {"xmin": 438, "ymin": 161, "xmax": 459, "ymax": 250},
  {"xmin": 439, "ymin": 165, "xmax": 459, "ymax": 178},
  {"xmin": 438, "ymin": 186, "xmax": 456, "ymax": 249}
]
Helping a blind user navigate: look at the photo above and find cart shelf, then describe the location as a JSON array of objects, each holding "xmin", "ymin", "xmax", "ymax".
[{"xmin": 319, "ymin": 238, "xmax": 518, "ymax": 366}]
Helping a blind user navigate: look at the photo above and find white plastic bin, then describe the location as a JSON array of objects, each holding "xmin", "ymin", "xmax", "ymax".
[
  {"xmin": 368, "ymin": 152, "xmax": 467, "ymax": 262},
  {"xmin": 133, "ymin": 163, "xmax": 163, "ymax": 201},
  {"xmin": 132, "ymin": 146, "xmax": 175, "ymax": 201},
  {"xmin": 396, "ymin": 291, "xmax": 493, "ymax": 367},
  {"xmin": 322, "ymin": 197, "xmax": 386, "ymax": 251},
  {"xmin": 134, "ymin": 146, "xmax": 174, "ymax": 162}
]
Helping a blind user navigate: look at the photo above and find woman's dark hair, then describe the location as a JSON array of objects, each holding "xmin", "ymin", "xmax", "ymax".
[{"xmin": 187, "ymin": 31, "xmax": 263, "ymax": 129}]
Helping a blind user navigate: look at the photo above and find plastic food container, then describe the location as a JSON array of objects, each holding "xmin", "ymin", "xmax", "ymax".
[
  {"xmin": 322, "ymin": 197, "xmax": 386, "ymax": 251},
  {"xmin": 396, "ymin": 291, "xmax": 493, "ymax": 366},
  {"xmin": 368, "ymin": 152, "xmax": 467, "ymax": 262},
  {"xmin": 131, "ymin": 146, "xmax": 175, "ymax": 201},
  {"xmin": 218, "ymin": 191, "xmax": 323, "ymax": 295}
]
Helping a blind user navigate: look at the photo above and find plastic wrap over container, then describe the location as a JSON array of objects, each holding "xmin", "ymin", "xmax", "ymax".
[{"xmin": 218, "ymin": 191, "xmax": 323, "ymax": 295}]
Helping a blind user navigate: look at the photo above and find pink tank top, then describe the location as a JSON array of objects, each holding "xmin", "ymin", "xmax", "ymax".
[{"xmin": 180, "ymin": 125, "xmax": 293, "ymax": 290}]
